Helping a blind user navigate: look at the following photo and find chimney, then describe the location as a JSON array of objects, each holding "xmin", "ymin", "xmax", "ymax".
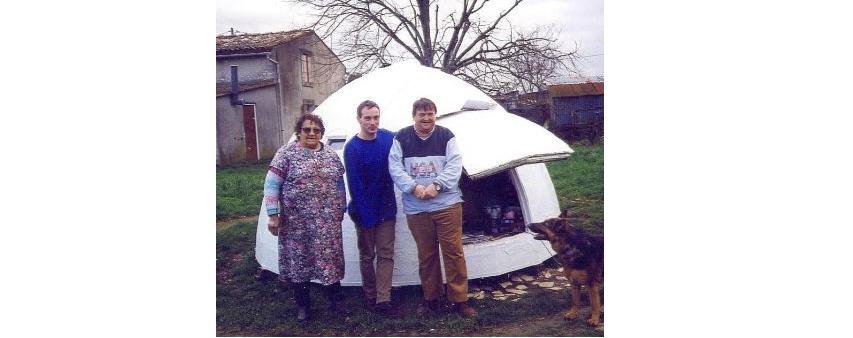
[{"xmin": 229, "ymin": 65, "xmax": 244, "ymax": 105}]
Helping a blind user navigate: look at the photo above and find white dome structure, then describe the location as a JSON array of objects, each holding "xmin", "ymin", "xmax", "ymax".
[{"xmin": 256, "ymin": 61, "xmax": 574, "ymax": 286}]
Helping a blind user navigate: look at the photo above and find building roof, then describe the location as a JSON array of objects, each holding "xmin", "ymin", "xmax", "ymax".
[
  {"xmin": 548, "ymin": 82, "xmax": 604, "ymax": 97},
  {"xmin": 551, "ymin": 75, "xmax": 604, "ymax": 85},
  {"xmin": 216, "ymin": 30, "xmax": 312, "ymax": 55},
  {"xmin": 216, "ymin": 78, "xmax": 278, "ymax": 97}
]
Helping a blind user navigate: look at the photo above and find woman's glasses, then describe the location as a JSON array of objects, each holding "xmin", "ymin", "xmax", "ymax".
[{"xmin": 301, "ymin": 127, "xmax": 322, "ymax": 135}]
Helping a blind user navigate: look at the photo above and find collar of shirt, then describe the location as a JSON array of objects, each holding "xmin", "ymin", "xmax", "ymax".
[{"xmin": 415, "ymin": 125, "xmax": 435, "ymax": 140}]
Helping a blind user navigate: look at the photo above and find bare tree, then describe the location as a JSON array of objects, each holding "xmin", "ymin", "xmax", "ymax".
[{"xmin": 294, "ymin": 0, "xmax": 581, "ymax": 95}]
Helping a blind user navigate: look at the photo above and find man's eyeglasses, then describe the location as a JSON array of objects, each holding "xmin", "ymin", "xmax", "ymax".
[{"xmin": 301, "ymin": 127, "xmax": 322, "ymax": 135}]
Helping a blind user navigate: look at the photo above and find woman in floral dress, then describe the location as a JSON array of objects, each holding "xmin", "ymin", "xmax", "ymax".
[{"xmin": 263, "ymin": 114, "xmax": 348, "ymax": 322}]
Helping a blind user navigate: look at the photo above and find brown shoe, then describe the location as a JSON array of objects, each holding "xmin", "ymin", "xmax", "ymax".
[
  {"xmin": 453, "ymin": 301, "xmax": 477, "ymax": 318},
  {"xmin": 416, "ymin": 299, "xmax": 440, "ymax": 316}
]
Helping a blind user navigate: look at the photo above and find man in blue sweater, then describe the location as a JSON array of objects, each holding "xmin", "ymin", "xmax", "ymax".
[
  {"xmin": 343, "ymin": 100, "xmax": 398, "ymax": 315},
  {"xmin": 388, "ymin": 98, "xmax": 477, "ymax": 318}
]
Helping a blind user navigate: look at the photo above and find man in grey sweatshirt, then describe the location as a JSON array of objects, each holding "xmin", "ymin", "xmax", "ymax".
[{"xmin": 388, "ymin": 97, "xmax": 476, "ymax": 318}]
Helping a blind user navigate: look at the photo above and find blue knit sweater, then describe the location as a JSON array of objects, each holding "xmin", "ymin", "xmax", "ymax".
[{"xmin": 343, "ymin": 129, "xmax": 397, "ymax": 228}]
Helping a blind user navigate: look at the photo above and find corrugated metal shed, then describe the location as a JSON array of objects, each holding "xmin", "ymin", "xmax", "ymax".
[
  {"xmin": 216, "ymin": 30, "xmax": 311, "ymax": 55},
  {"xmin": 548, "ymin": 82, "xmax": 604, "ymax": 98}
]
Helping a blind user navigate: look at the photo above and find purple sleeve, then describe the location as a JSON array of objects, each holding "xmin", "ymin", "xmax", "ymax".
[{"xmin": 263, "ymin": 147, "xmax": 290, "ymax": 216}]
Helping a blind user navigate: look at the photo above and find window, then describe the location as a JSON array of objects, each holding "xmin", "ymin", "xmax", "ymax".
[
  {"xmin": 301, "ymin": 99, "xmax": 316, "ymax": 114},
  {"xmin": 327, "ymin": 137, "xmax": 346, "ymax": 150},
  {"xmin": 301, "ymin": 52, "xmax": 313, "ymax": 86}
]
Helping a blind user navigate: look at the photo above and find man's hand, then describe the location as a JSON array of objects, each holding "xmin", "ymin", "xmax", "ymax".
[
  {"xmin": 268, "ymin": 215, "xmax": 280, "ymax": 236},
  {"xmin": 413, "ymin": 184, "xmax": 427, "ymax": 199},
  {"xmin": 422, "ymin": 183, "xmax": 439, "ymax": 199}
]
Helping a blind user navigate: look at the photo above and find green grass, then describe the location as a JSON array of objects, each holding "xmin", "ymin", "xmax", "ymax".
[
  {"xmin": 216, "ymin": 164, "xmax": 268, "ymax": 220},
  {"xmin": 217, "ymin": 221, "xmax": 602, "ymax": 336},
  {"xmin": 547, "ymin": 143, "xmax": 604, "ymax": 235},
  {"xmin": 216, "ymin": 143, "xmax": 604, "ymax": 335}
]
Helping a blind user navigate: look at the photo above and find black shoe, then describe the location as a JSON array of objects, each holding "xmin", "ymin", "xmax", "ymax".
[
  {"xmin": 364, "ymin": 297, "xmax": 377, "ymax": 310},
  {"xmin": 296, "ymin": 306, "xmax": 309, "ymax": 322},
  {"xmin": 255, "ymin": 268, "xmax": 277, "ymax": 282},
  {"xmin": 416, "ymin": 299, "xmax": 440, "ymax": 316},
  {"xmin": 330, "ymin": 300, "xmax": 352, "ymax": 316},
  {"xmin": 373, "ymin": 301, "xmax": 401, "ymax": 317}
]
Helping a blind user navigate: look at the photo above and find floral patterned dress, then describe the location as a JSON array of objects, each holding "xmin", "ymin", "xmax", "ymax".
[{"xmin": 263, "ymin": 142, "xmax": 346, "ymax": 285}]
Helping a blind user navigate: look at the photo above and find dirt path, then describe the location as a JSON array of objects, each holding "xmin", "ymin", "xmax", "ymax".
[
  {"xmin": 468, "ymin": 269, "xmax": 604, "ymax": 336},
  {"xmin": 478, "ymin": 312, "xmax": 603, "ymax": 336},
  {"xmin": 216, "ymin": 215, "xmax": 257, "ymax": 231}
]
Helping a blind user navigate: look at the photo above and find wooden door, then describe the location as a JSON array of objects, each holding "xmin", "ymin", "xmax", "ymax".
[{"xmin": 242, "ymin": 105, "xmax": 258, "ymax": 162}]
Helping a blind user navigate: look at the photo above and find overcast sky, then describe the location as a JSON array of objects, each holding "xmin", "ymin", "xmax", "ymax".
[{"xmin": 216, "ymin": 0, "xmax": 603, "ymax": 78}]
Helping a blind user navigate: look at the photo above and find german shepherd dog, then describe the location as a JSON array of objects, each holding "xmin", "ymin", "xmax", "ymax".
[{"xmin": 528, "ymin": 218, "xmax": 603, "ymax": 326}]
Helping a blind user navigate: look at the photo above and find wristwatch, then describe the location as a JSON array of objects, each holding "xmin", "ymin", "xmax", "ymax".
[{"xmin": 432, "ymin": 181, "xmax": 442, "ymax": 192}]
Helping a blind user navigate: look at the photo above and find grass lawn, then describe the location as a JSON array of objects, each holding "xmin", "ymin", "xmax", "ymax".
[
  {"xmin": 217, "ymin": 164, "xmax": 267, "ymax": 220},
  {"xmin": 216, "ymin": 142, "xmax": 603, "ymax": 336},
  {"xmin": 547, "ymin": 143, "xmax": 604, "ymax": 235}
]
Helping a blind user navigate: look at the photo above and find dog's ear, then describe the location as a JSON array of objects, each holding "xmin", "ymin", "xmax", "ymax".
[
  {"xmin": 553, "ymin": 218, "xmax": 573, "ymax": 233},
  {"xmin": 545, "ymin": 218, "xmax": 566, "ymax": 230}
]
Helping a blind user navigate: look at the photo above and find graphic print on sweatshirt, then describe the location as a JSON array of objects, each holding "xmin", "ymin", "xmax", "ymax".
[
  {"xmin": 405, "ymin": 156, "xmax": 445, "ymax": 182},
  {"xmin": 390, "ymin": 125, "xmax": 464, "ymax": 214},
  {"xmin": 409, "ymin": 161, "xmax": 438, "ymax": 179}
]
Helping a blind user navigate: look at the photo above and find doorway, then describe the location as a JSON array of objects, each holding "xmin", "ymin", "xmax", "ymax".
[{"xmin": 242, "ymin": 104, "xmax": 259, "ymax": 162}]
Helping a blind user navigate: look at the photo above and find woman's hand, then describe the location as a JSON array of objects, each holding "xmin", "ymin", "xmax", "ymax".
[{"xmin": 268, "ymin": 214, "xmax": 281, "ymax": 236}]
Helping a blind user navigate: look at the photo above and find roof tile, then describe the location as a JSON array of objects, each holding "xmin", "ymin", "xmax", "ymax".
[{"xmin": 216, "ymin": 30, "xmax": 311, "ymax": 54}]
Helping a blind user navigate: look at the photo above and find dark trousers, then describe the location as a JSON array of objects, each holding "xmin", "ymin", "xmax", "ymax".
[{"xmin": 292, "ymin": 282, "xmax": 343, "ymax": 308}]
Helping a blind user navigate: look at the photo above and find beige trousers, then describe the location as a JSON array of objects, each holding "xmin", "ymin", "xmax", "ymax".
[{"xmin": 406, "ymin": 203, "xmax": 468, "ymax": 303}]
